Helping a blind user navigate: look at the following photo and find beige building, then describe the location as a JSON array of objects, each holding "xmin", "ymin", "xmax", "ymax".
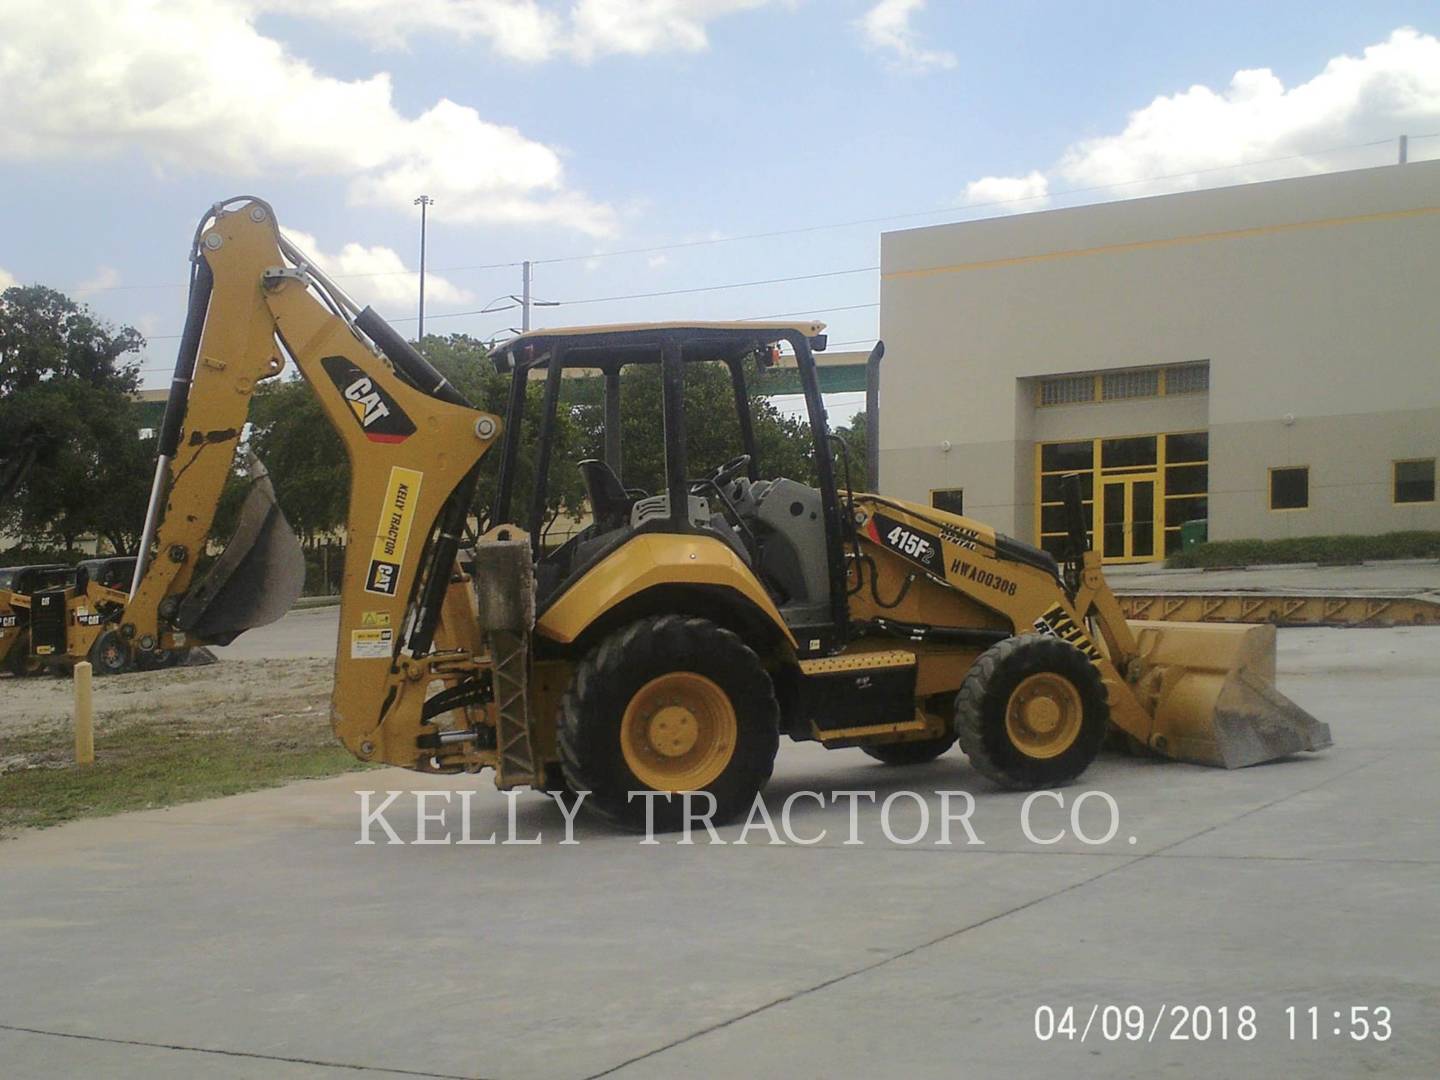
[{"xmin": 877, "ymin": 160, "xmax": 1440, "ymax": 563}]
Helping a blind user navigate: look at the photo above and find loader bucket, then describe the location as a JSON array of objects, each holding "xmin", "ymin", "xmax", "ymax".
[
  {"xmin": 174, "ymin": 457, "xmax": 305, "ymax": 645},
  {"xmin": 1127, "ymin": 620, "xmax": 1332, "ymax": 768}
]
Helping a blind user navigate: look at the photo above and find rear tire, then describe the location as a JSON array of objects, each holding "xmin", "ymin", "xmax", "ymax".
[
  {"xmin": 135, "ymin": 647, "xmax": 176, "ymax": 671},
  {"xmin": 955, "ymin": 634, "xmax": 1107, "ymax": 789},
  {"xmin": 6, "ymin": 631, "xmax": 45, "ymax": 677},
  {"xmin": 558, "ymin": 615, "xmax": 779, "ymax": 832},
  {"xmin": 861, "ymin": 733, "xmax": 955, "ymax": 765}
]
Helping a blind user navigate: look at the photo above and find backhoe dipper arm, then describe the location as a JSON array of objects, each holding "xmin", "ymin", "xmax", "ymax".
[{"xmin": 126, "ymin": 198, "xmax": 501, "ymax": 769}]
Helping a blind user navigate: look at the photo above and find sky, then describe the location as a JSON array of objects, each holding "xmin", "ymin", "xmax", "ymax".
[{"xmin": 2, "ymin": 0, "xmax": 1439, "ymax": 401}]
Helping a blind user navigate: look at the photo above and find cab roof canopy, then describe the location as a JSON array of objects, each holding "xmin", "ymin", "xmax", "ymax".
[{"xmin": 490, "ymin": 320, "xmax": 827, "ymax": 374}]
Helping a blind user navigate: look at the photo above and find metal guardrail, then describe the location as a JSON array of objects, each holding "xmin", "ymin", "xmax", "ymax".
[{"xmin": 1117, "ymin": 592, "xmax": 1440, "ymax": 627}]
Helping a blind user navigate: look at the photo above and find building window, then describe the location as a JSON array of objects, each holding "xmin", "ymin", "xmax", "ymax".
[
  {"xmin": 1101, "ymin": 369, "xmax": 1159, "ymax": 400},
  {"xmin": 1269, "ymin": 467, "xmax": 1309, "ymax": 510},
  {"xmin": 1035, "ymin": 430, "xmax": 1207, "ymax": 562},
  {"xmin": 931, "ymin": 488, "xmax": 964, "ymax": 516},
  {"xmin": 1038, "ymin": 374, "xmax": 1096, "ymax": 407},
  {"xmin": 1163, "ymin": 363, "xmax": 1210, "ymax": 395},
  {"xmin": 1036, "ymin": 361, "xmax": 1209, "ymax": 408},
  {"xmin": 1394, "ymin": 459, "xmax": 1436, "ymax": 504},
  {"xmin": 1101, "ymin": 435, "xmax": 1157, "ymax": 470}
]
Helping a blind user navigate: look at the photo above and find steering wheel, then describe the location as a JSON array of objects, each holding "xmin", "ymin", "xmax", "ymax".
[{"xmin": 710, "ymin": 454, "xmax": 752, "ymax": 486}]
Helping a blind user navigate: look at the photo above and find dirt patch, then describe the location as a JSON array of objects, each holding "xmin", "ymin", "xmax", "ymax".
[
  {"xmin": 0, "ymin": 657, "xmax": 371, "ymax": 834},
  {"xmin": 1, "ymin": 657, "xmax": 333, "ymax": 734}
]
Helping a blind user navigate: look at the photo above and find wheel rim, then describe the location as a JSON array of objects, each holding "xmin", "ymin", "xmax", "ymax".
[
  {"xmin": 620, "ymin": 672, "xmax": 737, "ymax": 791},
  {"xmin": 96, "ymin": 636, "xmax": 126, "ymax": 672},
  {"xmin": 1004, "ymin": 672, "xmax": 1083, "ymax": 759}
]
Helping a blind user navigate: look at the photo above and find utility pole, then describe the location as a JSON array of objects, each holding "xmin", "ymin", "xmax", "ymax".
[
  {"xmin": 522, "ymin": 259, "xmax": 532, "ymax": 332},
  {"xmin": 1398, "ymin": 134, "xmax": 1409, "ymax": 165},
  {"xmin": 414, "ymin": 194, "xmax": 433, "ymax": 344}
]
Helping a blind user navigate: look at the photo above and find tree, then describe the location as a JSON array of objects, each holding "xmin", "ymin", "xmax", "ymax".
[
  {"xmin": 831, "ymin": 409, "xmax": 868, "ymax": 491},
  {"xmin": 213, "ymin": 333, "xmax": 845, "ymax": 555},
  {"xmin": 245, "ymin": 378, "xmax": 349, "ymax": 543},
  {"xmin": 240, "ymin": 333, "xmax": 589, "ymax": 544},
  {"xmin": 422, "ymin": 333, "xmax": 589, "ymax": 538},
  {"xmin": 569, "ymin": 357, "xmax": 821, "ymax": 497},
  {"xmin": 0, "ymin": 286, "xmax": 150, "ymax": 553}
]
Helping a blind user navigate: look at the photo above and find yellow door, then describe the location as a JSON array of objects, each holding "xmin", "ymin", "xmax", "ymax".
[{"xmin": 1099, "ymin": 475, "xmax": 1159, "ymax": 563}]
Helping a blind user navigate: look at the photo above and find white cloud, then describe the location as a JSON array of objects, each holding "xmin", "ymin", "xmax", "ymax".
[
  {"xmin": 647, "ymin": 254, "xmax": 669, "ymax": 268},
  {"xmin": 568, "ymin": 0, "xmax": 776, "ymax": 60},
  {"xmin": 276, "ymin": 1, "xmax": 562, "ymax": 61},
  {"xmin": 275, "ymin": 0, "xmax": 781, "ymax": 61},
  {"xmin": 282, "ymin": 230, "xmax": 473, "ymax": 312},
  {"xmin": 962, "ymin": 28, "xmax": 1440, "ymax": 212},
  {"xmin": 0, "ymin": 267, "xmax": 16, "ymax": 290},
  {"xmin": 75, "ymin": 266, "xmax": 121, "ymax": 297},
  {"xmin": 0, "ymin": 0, "xmax": 614, "ymax": 235},
  {"xmin": 962, "ymin": 171, "xmax": 1050, "ymax": 211},
  {"xmin": 857, "ymin": 0, "xmax": 955, "ymax": 73}
]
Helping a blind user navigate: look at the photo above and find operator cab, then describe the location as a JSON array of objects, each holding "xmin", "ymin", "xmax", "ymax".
[{"xmin": 488, "ymin": 322, "xmax": 851, "ymax": 645}]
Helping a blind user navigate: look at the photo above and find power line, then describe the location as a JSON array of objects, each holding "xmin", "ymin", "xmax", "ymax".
[
  {"xmin": 132, "ymin": 269, "xmax": 879, "ymax": 344},
  {"xmin": 382, "ymin": 266, "xmax": 878, "ymax": 323},
  {"xmin": 77, "ymin": 258, "xmax": 523, "ymax": 295},
  {"xmin": 529, "ymin": 137, "xmax": 1404, "ymax": 267},
  {"xmin": 90, "ymin": 136, "xmax": 1412, "ymax": 296},
  {"xmin": 125, "ymin": 136, "xmax": 1423, "ymax": 354},
  {"xmin": 742, "ymin": 302, "xmax": 878, "ymax": 320}
]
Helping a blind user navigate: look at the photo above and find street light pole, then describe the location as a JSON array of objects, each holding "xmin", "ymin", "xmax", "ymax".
[
  {"xmin": 522, "ymin": 259, "xmax": 532, "ymax": 332},
  {"xmin": 413, "ymin": 194, "xmax": 433, "ymax": 346}
]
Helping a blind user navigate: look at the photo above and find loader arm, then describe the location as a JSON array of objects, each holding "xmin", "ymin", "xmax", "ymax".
[
  {"xmin": 124, "ymin": 198, "xmax": 503, "ymax": 771},
  {"xmin": 852, "ymin": 494, "xmax": 1329, "ymax": 767}
]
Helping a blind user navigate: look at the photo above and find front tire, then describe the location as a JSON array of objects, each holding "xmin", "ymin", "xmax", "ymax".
[
  {"xmin": 955, "ymin": 634, "xmax": 1107, "ymax": 789},
  {"xmin": 558, "ymin": 615, "xmax": 779, "ymax": 831},
  {"xmin": 89, "ymin": 629, "xmax": 133, "ymax": 676}
]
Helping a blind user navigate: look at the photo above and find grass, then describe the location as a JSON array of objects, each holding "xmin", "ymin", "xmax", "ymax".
[
  {"xmin": 1166, "ymin": 530, "xmax": 1440, "ymax": 568},
  {"xmin": 0, "ymin": 715, "xmax": 373, "ymax": 835}
]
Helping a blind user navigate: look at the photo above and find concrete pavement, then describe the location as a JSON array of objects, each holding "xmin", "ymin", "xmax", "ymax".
[
  {"xmin": 213, "ymin": 559, "xmax": 1440, "ymax": 667},
  {"xmin": 211, "ymin": 606, "xmax": 339, "ymax": 661},
  {"xmin": 2, "ymin": 626, "xmax": 1438, "ymax": 1077},
  {"xmin": 1106, "ymin": 557, "xmax": 1440, "ymax": 597}
]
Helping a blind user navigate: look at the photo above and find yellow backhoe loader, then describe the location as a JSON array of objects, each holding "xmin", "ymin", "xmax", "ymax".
[{"xmin": 108, "ymin": 197, "xmax": 1328, "ymax": 829}]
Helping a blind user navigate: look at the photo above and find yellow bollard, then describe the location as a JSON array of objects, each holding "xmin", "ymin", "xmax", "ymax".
[{"xmin": 74, "ymin": 661, "xmax": 94, "ymax": 766}]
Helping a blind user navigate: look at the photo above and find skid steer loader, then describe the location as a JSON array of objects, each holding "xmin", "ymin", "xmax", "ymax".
[
  {"xmin": 0, "ymin": 564, "xmax": 68, "ymax": 676},
  {"xmin": 0, "ymin": 559, "xmax": 149, "ymax": 676},
  {"xmin": 111, "ymin": 196, "xmax": 1328, "ymax": 829}
]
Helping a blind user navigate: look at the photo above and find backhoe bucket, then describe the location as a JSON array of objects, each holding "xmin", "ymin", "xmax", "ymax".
[
  {"xmin": 1127, "ymin": 621, "xmax": 1331, "ymax": 768},
  {"xmin": 174, "ymin": 457, "xmax": 305, "ymax": 645}
]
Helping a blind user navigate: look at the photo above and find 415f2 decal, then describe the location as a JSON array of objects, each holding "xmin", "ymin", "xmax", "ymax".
[{"xmin": 868, "ymin": 513, "xmax": 943, "ymax": 574}]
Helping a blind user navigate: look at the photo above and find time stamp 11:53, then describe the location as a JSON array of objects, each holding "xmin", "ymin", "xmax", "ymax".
[{"xmin": 1033, "ymin": 1004, "xmax": 1392, "ymax": 1043}]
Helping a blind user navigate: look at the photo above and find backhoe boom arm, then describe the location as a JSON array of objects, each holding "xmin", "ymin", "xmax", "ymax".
[{"xmin": 124, "ymin": 198, "xmax": 502, "ymax": 770}]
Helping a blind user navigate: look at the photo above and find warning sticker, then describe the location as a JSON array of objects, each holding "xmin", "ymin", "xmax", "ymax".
[
  {"xmin": 351, "ymin": 627, "xmax": 394, "ymax": 660},
  {"xmin": 365, "ymin": 466, "xmax": 423, "ymax": 597},
  {"xmin": 360, "ymin": 610, "xmax": 392, "ymax": 628}
]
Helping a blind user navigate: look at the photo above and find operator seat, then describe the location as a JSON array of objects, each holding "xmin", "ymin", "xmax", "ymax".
[{"xmin": 578, "ymin": 459, "xmax": 634, "ymax": 534}]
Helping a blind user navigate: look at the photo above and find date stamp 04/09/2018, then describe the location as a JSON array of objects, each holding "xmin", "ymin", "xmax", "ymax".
[{"xmin": 1034, "ymin": 1004, "xmax": 1393, "ymax": 1044}]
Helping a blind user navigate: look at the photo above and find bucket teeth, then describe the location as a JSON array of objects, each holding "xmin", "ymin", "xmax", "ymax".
[
  {"xmin": 1127, "ymin": 620, "xmax": 1331, "ymax": 769},
  {"xmin": 1208, "ymin": 669, "xmax": 1333, "ymax": 769}
]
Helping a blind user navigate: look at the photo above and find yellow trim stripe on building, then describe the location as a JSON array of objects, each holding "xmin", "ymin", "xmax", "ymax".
[{"xmin": 882, "ymin": 206, "xmax": 1440, "ymax": 281}]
